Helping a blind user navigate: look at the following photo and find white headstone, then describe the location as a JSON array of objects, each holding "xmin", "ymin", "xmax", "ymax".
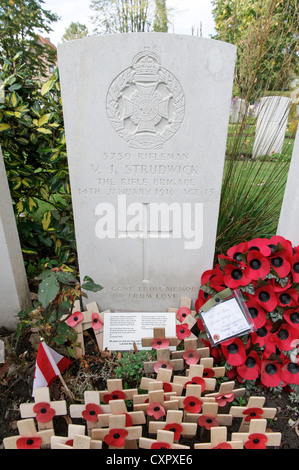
[
  {"xmin": 0, "ymin": 147, "xmax": 31, "ymax": 328},
  {"xmin": 58, "ymin": 33, "xmax": 236, "ymax": 312},
  {"xmin": 276, "ymin": 125, "xmax": 299, "ymax": 245},
  {"xmin": 252, "ymin": 96, "xmax": 291, "ymax": 158},
  {"xmin": 230, "ymin": 97, "xmax": 246, "ymax": 123}
]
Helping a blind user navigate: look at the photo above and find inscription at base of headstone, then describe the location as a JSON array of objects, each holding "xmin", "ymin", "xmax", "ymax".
[{"xmin": 58, "ymin": 33, "xmax": 236, "ymax": 311}]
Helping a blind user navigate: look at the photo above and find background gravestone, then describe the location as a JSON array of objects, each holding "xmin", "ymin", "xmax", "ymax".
[
  {"xmin": 58, "ymin": 33, "xmax": 236, "ymax": 312},
  {"xmin": 0, "ymin": 146, "xmax": 31, "ymax": 328},
  {"xmin": 276, "ymin": 125, "xmax": 299, "ymax": 245},
  {"xmin": 252, "ymin": 95, "xmax": 291, "ymax": 158}
]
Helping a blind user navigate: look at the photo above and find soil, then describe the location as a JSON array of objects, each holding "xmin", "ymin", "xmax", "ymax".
[{"xmin": 0, "ymin": 326, "xmax": 298, "ymax": 451}]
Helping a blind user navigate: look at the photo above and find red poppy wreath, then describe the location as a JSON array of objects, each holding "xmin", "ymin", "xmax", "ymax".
[{"xmin": 195, "ymin": 236, "xmax": 299, "ymax": 391}]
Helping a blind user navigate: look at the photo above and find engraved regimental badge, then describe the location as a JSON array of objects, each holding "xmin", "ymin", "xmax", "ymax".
[{"xmin": 106, "ymin": 49, "xmax": 185, "ymax": 150}]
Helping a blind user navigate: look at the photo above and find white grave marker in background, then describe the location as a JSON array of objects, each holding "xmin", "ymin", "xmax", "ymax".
[
  {"xmin": 58, "ymin": 33, "xmax": 236, "ymax": 312},
  {"xmin": 0, "ymin": 146, "xmax": 31, "ymax": 328}
]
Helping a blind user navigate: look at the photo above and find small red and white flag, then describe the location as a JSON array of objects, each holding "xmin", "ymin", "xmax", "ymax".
[{"xmin": 33, "ymin": 340, "xmax": 71, "ymax": 394}]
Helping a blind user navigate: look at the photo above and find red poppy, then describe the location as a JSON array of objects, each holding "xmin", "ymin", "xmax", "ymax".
[
  {"xmin": 280, "ymin": 361, "xmax": 299, "ymax": 385},
  {"xmin": 291, "ymin": 251, "xmax": 299, "ymax": 282},
  {"xmin": 66, "ymin": 310, "xmax": 84, "ymax": 328},
  {"xmin": 277, "ymin": 288, "xmax": 298, "ymax": 308},
  {"xmin": 267, "ymin": 235, "xmax": 293, "ymax": 258},
  {"xmin": 201, "ymin": 265, "xmax": 223, "ymax": 284},
  {"xmin": 82, "ymin": 403, "xmax": 103, "ymax": 422},
  {"xmin": 271, "ymin": 277, "xmax": 292, "ymax": 292},
  {"xmin": 147, "ymin": 402, "xmax": 166, "ymax": 420},
  {"xmin": 221, "ymin": 338, "xmax": 247, "ymax": 366},
  {"xmin": 215, "ymin": 393, "xmax": 234, "ymax": 407},
  {"xmin": 283, "ymin": 309, "xmax": 299, "ymax": 331},
  {"xmin": 242, "ymin": 407, "xmax": 264, "ymax": 422},
  {"xmin": 246, "ymin": 298, "xmax": 267, "ymax": 328},
  {"xmin": 104, "ymin": 428, "xmax": 128, "ymax": 448},
  {"xmin": 198, "ymin": 414, "xmax": 218, "ymax": 430},
  {"xmin": 245, "ymin": 250, "xmax": 270, "ymax": 280},
  {"xmin": 151, "ymin": 442, "xmax": 171, "ymax": 449},
  {"xmin": 103, "ymin": 390, "xmax": 126, "ymax": 404},
  {"xmin": 176, "ymin": 323, "xmax": 191, "ymax": 340},
  {"xmin": 163, "ymin": 382, "xmax": 173, "ymax": 393},
  {"xmin": 197, "ymin": 317, "xmax": 205, "ymax": 331},
  {"xmin": 16, "ymin": 437, "xmax": 42, "ymax": 449},
  {"xmin": 237, "ymin": 350, "xmax": 261, "ymax": 381},
  {"xmin": 247, "ymin": 238, "xmax": 271, "ymax": 257},
  {"xmin": 227, "ymin": 241, "xmax": 249, "ymax": 262},
  {"xmin": 195, "ymin": 290, "xmax": 211, "ymax": 312},
  {"xmin": 203, "ymin": 368, "xmax": 215, "ymax": 378},
  {"xmin": 269, "ymin": 250, "xmax": 291, "ymax": 278},
  {"xmin": 223, "ymin": 264, "xmax": 251, "ymax": 289},
  {"xmin": 261, "ymin": 361, "xmax": 282, "ymax": 387},
  {"xmin": 163, "ymin": 422, "xmax": 183, "ymax": 440},
  {"xmin": 249, "ymin": 320, "xmax": 272, "ymax": 347},
  {"xmin": 185, "ymin": 376, "xmax": 206, "ymax": 393},
  {"xmin": 254, "ymin": 285, "xmax": 277, "ymax": 312},
  {"xmin": 274, "ymin": 323, "xmax": 297, "ymax": 351},
  {"xmin": 183, "ymin": 349, "xmax": 200, "ymax": 365},
  {"xmin": 153, "ymin": 361, "xmax": 173, "ymax": 373},
  {"xmin": 176, "ymin": 307, "xmax": 191, "ymax": 322},
  {"xmin": 183, "ymin": 396, "xmax": 202, "ymax": 413},
  {"xmin": 91, "ymin": 312, "xmax": 103, "ymax": 330},
  {"xmin": 33, "ymin": 402, "xmax": 55, "ymax": 423},
  {"xmin": 123, "ymin": 413, "xmax": 133, "ymax": 427},
  {"xmin": 152, "ymin": 338, "xmax": 169, "ymax": 350},
  {"xmin": 212, "ymin": 442, "xmax": 233, "ymax": 449},
  {"xmin": 245, "ymin": 433, "xmax": 268, "ymax": 449}
]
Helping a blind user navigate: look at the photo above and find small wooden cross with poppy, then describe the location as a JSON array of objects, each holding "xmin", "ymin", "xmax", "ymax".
[
  {"xmin": 99, "ymin": 379, "xmax": 138, "ymax": 404},
  {"xmin": 142, "ymin": 327, "xmax": 184, "ymax": 374},
  {"xmin": 91, "ymin": 414, "xmax": 143, "ymax": 449},
  {"xmin": 194, "ymin": 425, "xmax": 243, "ymax": 449},
  {"xmin": 229, "ymin": 396, "xmax": 277, "ymax": 432},
  {"xmin": 140, "ymin": 367, "xmax": 184, "ymax": 396},
  {"xmin": 3, "ymin": 418, "xmax": 54, "ymax": 449},
  {"xmin": 205, "ymin": 380, "xmax": 246, "ymax": 409},
  {"xmin": 19, "ymin": 386, "xmax": 67, "ymax": 432},
  {"xmin": 64, "ymin": 300, "xmax": 85, "ymax": 358},
  {"xmin": 199, "ymin": 356, "xmax": 226, "ymax": 379},
  {"xmin": 171, "ymin": 383, "xmax": 216, "ymax": 419},
  {"xmin": 95, "ymin": 399, "xmax": 146, "ymax": 431},
  {"xmin": 69, "ymin": 390, "xmax": 111, "ymax": 435},
  {"xmin": 168, "ymin": 297, "xmax": 198, "ymax": 345},
  {"xmin": 173, "ymin": 363, "xmax": 217, "ymax": 394},
  {"xmin": 148, "ymin": 409, "xmax": 197, "ymax": 442},
  {"xmin": 139, "ymin": 429, "xmax": 191, "ymax": 450},
  {"xmin": 185, "ymin": 401, "xmax": 233, "ymax": 441},
  {"xmin": 171, "ymin": 338, "xmax": 211, "ymax": 366},
  {"xmin": 133, "ymin": 387, "xmax": 180, "ymax": 425},
  {"xmin": 231, "ymin": 418, "xmax": 281, "ymax": 449},
  {"xmin": 51, "ymin": 423, "xmax": 102, "ymax": 449}
]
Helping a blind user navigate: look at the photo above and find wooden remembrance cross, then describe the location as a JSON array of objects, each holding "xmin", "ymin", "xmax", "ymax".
[
  {"xmin": 139, "ymin": 429, "xmax": 190, "ymax": 450},
  {"xmin": 69, "ymin": 390, "xmax": 111, "ymax": 435},
  {"xmin": 231, "ymin": 418, "xmax": 282, "ymax": 448},
  {"xmin": 91, "ymin": 414, "xmax": 143, "ymax": 449},
  {"xmin": 51, "ymin": 424, "xmax": 102, "ymax": 449},
  {"xmin": 142, "ymin": 327, "xmax": 184, "ymax": 373},
  {"xmin": 148, "ymin": 409, "xmax": 197, "ymax": 441},
  {"xmin": 229, "ymin": 396, "xmax": 277, "ymax": 432},
  {"xmin": 194, "ymin": 426, "xmax": 243, "ymax": 449},
  {"xmin": 3, "ymin": 418, "xmax": 54, "ymax": 449}
]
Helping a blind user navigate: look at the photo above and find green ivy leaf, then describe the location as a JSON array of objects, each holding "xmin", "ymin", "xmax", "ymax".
[{"xmin": 38, "ymin": 274, "xmax": 59, "ymax": 308}]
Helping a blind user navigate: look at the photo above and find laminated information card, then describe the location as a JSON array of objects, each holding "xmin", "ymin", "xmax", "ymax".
[{"xmin": 103, "ymin": 311, "xmax": 176, "ymax": 351}]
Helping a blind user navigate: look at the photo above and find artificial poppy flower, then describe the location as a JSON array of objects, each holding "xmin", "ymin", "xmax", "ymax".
[
  {"xmin": 280, "ymin": 361, "xmax": 299, "ymax": 385},
  {"xmin": 147, "ymin": 402, "xmax": 166, "ymax": 420},
  {"xmin": 291, "ymin": 251, "xmax": 299, "ymax": 282},
  {"xmin": 151, "ymin": 442, "xmax": 171, "ymax": 449},
  {"xmin": 249, "ymin": 320, "xmax": 272, "ymax": 348},
  {"xmin": 227, "ymin": 241, "xmax": 249, "ymax": 262},
  {"xmin": 274, "ymin": 323, "xmax": 297, "ymax": 351},
  {"xmin": 277, "ymin": 288, "xmax": 298, "ymax": 308},
  {"xmin": 104, "ymin": 428, "xmax": 128, "ymax": 448},
  {"xmin": 151, "ymin": 338, "xmax": 169, "ymax": 349},
  {"xmin": 254, "ymin": 285, "xmax": 277, "ymax": 312},
  {"xmin": 183, "ymin": 396, "xmax": 202, "ymax": 413},
  {"xmin": 247, "ymin": 238, "xmax": 271, "ymax": 257},
  {"xmin": 283, "ymin": 309, "xmax": 299, "ymax": 331},
  {"xmin": 183, "ymin": 349, "xmax": 200, "ymax": 365},
  {"xmin": 66, "ymin": 310, "xmax": 84, "ymax": 328},
  {"xmin": 197, "ymin": 414, "xmax": 219, "ymax": 430},
  {"xmin": 153, "ymin": 361, "xmax": 173, "ymax": 373},
  {"xmin": 245, "ymin": 250, "xmax": 270, "ymax": 280},
  {"xmin": 197, "ymin": 317, "xmax": 205, "ymax": 331},
  {"xmin": 176, "ymin": 323, "xmax": 191, "ymax": 340},
  {"xmin": 260, "ymin": 361, "xmax": 282, "ymax": 387},
  {"xmin": 123, "ymin": 413, "xmax": 133, "ymax": 427},
  {"xmin": 91, "ymin": 312, "xmax": 103, "ymax": 330},
  {"xmin": 195, "ymin": 289, "xmax": 211, "ymax": 311},
  {"xmin": 185, "ymin": 376, "xmax": 206, "ymax": 393},
  {"xmin": 82, "ymin": 403, "xmax": 103, "ymax": 422},
  {"xmin": 267, "ymin": 235, "xmax": 293, "ymax": 258},
  {"xmin": 212, "ymin": 442, "xmax": 233, "ymax": 449},
  {"xmin": 103, "ymin": 390, "xmax": 126, "ymax": 404},
  {"xmin": 201, "ymin": 265, "xmax": 223, "ymax": 285},
  {"xmin": 242, "ymin": 407, "xmax": 264, "ymax": 422},
  {"xmin": 215, "ymin": 392, "xmax": 234, "ymax": 407},
  {"xmin": 176, "ymin": 307, "xmax": 191, "ymax": 322},
  {"xmin": 223, "ymin": 264, "xmax": 251, "ymax": 289},
  {"xmin": 33, "ymin": 402, "xmax": 55, "ymax": 423},
  {"xmin": 203, "ymin": 367, "xmax": 215, "ymax": 378},
  {"xmin": 163, "ymin": 422, "xmax": 183, "ymax": 440},
  {"xmin": 245, "ymin": 433, "xmax": 268, "ymax": 449},
  {"xmin": 225, "ymin": 367, "xmax": 237, "ymax": 380},
  {"xmin": 246, "ymin": 298, "xmax": 267, "ymax": 328},
  {"xmin": 163, "ymin": 382, "xmax": 173, "ymax": 393},
  {"xmin": 270, "ymin": 251, "xmax": 291, "ymax": 278},
  {"xmin": 221, "ymin": 338, "xmax": 247, "ymax": 366},
  {"xmin": 236, "ymin": 350, "xmax": 261, "ymax": 381},
  {"xmin": 16, "ymin": 437, "xmax": 42, "ymax": 449},
  {"xmin": 271, "ymin": 277, "xmax": 292, "ymax": 293}
]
